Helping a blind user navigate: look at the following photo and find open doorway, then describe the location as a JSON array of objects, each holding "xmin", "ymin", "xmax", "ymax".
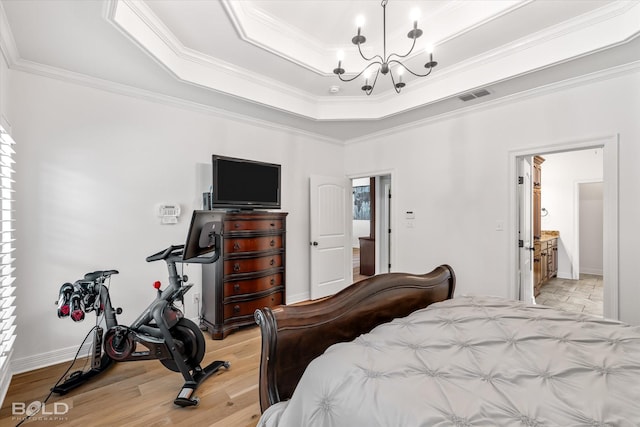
[
  {"xmin": 352, "ymin": 175, "xmax": 391, "ymax": 281},
  {"xmin": 515, "ymin": 144, "xmax": 614, "ymax": 318},
  {"xmin": 538, "ymin": 180, "xmax": 603, "ymax": 315}
]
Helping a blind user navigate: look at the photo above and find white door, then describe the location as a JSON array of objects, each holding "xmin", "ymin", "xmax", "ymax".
[
  {"xmin": 518, "ymin": 157, "xmax": 535, "ymax": 304},
  {"xmin": 310, "ymin": 175, "xmax": 353, "ymax": 300}
]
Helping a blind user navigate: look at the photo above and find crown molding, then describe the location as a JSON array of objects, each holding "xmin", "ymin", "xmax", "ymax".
[
  {"xmin": 108, "ymin": 0, "xmax": 640, "ymax": 122},
  {"xmin": 344, "ymin": 60, "xmax": 640, "ymax": 145},
  {"xmin": 373, "ymin": 0, "xmax": 640, "ymax": 104},
  {"xmin": 108, "ymin": 0, "xmax": 320, "ymax": 110},
  {"xmin": 2, "ymin": 0, "xmax": 638, "ymax": 132},
  {"xmin": 0, "ymin": 1, "xmax": 18, "ymax": 68},
  {"xmin": 222, "ymin": 0, "xmax": 530, "ymax": 79},
  {"xmin": 6, "ymin": 54, "xmax": 344, "ymax": 145},
  {"xmin": 337, "ymin": 0, "xmax": 640, "ymax": 118},
  {"xmin": 221, "ymin": 0, "xmax": 330, "ymax": 76}
]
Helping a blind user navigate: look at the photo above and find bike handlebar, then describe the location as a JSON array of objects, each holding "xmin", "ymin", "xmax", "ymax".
[
  {"xmin": 146, "ymin": 245, "xmax": 184, "ymax": 262},
  {"xmin": 146, "ymin": 241, "xmax": 220, "ymax": 265}
]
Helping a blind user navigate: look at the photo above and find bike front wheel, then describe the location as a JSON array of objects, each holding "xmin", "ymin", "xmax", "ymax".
[{"xmin": 160, "ymin": 318, "xmax": 205, "ymax": 372}]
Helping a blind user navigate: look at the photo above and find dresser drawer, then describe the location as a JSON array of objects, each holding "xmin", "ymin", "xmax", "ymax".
[
  {"xmin": 224, "ymin": 273, "xmax": 283, "ymax": 297},
  {"xmin": 225, "ymin": 219, "xmax": 283, "ymax": 232},
  {"xmin": 224, "ymin": 235, "xmax": 283, "ymax": 254},
  {"xmin": 224, "ymin": 254, "xmax": 283, "ymax": 276},
  {"xmin": 224, "ymin": 291, "xmax": 283, "ymax": 319}
]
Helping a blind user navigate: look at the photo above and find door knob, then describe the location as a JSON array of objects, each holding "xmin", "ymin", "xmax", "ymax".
[{"xmin": 311, "ymin": 241, "xmax": 318, "ymax": 246}]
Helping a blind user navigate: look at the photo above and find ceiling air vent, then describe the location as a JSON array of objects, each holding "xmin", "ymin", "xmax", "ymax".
[{"xmin": 458, "ymin": 88, "xmax": 491, "ymax": 102}]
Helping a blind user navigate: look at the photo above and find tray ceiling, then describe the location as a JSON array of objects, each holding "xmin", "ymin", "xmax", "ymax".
[{"xmin": 1, "ymin": 0, "xmax": 639, "ymax": 141}]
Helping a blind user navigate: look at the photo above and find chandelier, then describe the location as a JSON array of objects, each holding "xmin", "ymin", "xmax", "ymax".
[{"xmin": 333, "ymin": 0, "xmax": 437, "ymax": 95}]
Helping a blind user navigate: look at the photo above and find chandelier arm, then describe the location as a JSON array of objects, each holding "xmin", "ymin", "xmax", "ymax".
[
  {"xmin": 389, "ymin": 69, "xmax": 402, "ymax": 94},
  {"xmin": 385, "ymin": 34, "xmax": 418, "ymax": 62},
  {"xmin": 388, "ymin": 59, "xmax": 434, "ymax": 78},
  {"xmin": 365, "ymin": 67, "xmax": 382, "ymax": 96},
  {"xmin": 356, "ymin": 41, "xmax": 384, "ymax": 64},
  {"xmin": 337, "ymin": 61, "xmax": 384, "ymax": 83}
]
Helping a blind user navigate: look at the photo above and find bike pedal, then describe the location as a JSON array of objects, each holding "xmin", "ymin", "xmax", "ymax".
[{"xmin": 174, "ymin": 388, "xmax": 199, "ymax": 407}]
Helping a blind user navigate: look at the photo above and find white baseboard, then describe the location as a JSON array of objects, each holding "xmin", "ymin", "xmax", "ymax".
[
  {"xmin": 11, "ymin": 316, "xmax": 203, "ymax": 375},
  {"xmin": 557, "ymin": 270, "xmax": 573, "ymax": 280},
  {"xmin": 286, "ymin": 291, "xmax": 310, "ymax": 305},
  {"xmin": 580, "ymin": 267, "xmax": 603, "ymax": 276},
  {"xmin": 11, "ymin": 342, "xmax": 93, "ymax": 375}
]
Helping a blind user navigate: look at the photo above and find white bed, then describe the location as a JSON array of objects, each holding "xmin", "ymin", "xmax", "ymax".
[{"xmin": 258, "ymin": 295, "xmax": 640, "ymax": 426}]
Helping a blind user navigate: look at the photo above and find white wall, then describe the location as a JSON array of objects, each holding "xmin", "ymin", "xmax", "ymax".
[
  {"xmin": 579, "ymin": 182, "xmax": 604, "ymax": 275},
  {"xmin": 345, "ymin": 69, "xmax": 640, "ymax": 326},
  {"xmin": 352, "ymin": 221, "xmax": 369, "ymax": 247},
  {"xmin": 540, "ymin": 149, "xmax": 603, "ymax": 279},
  {"xmin": 0, "ymin": 39, "xmax": 9, "ymax": 131},
  {"xmin": 10, "ymin": 70, "xmax": 345, "ymax": 371}
]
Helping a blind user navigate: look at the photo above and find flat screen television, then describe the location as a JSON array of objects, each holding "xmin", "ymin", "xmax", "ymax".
[{"xmin": 211, "ymin": 155, "xmax": 281, "ymax": 210}]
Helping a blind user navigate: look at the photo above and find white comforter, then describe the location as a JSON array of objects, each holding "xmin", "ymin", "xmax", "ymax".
[{"xmin": 258, "ymin": 296, "xmax": 640, "ymax": 427}]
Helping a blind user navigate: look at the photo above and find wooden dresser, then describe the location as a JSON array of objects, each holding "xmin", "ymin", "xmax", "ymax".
[{"xmin": 201, "ymin": 211, "xmax": 287, "ymax": 339}]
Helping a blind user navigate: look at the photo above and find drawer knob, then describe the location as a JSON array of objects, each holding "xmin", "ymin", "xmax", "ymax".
[
  {"xmin": 233, "ymin": 283, "xmax": 240, "ymax": 292},
  {"xmin": 234, "ymin": 223, "xmax": 240, "ymax": 228},
  {"xmin": 270, "ymin": 239, "xmax": 275, "ymax": 247},
  {"xmin": 270, "ymin": 278, "xmax": 275, "ymax": 285},
  {"xmin": 233, "ymin": 305, "xmax": 240, "ymax": 313},
  {"xmin": 233, "ymin": 242, "xmax": 241, "ymax": 250},
  {"xmin": 270, "ymin": 259, "xmax": 275, "ymax": 266},
  {"xmin": 233, "ymin": 263, "xmax": 240, "ymax": 272},
  {"xmin": 270, "ymin": 223, "xmax": 275, "ymax": 227}
]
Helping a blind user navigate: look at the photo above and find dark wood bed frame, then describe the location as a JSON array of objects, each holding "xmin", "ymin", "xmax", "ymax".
[{"xmin": 254, "ymin": 264, "xmax": 456, "ymax": 412}]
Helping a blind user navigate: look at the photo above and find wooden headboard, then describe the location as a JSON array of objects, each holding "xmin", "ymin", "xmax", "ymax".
[{"xmin": 254, "ymin": 264, "xmax": 456, "ymax": 412}]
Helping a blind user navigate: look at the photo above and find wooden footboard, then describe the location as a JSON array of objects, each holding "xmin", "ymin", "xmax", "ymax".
[{"xmin": 254, "ymin": 264, "xmax": 456, "ymax": 412}]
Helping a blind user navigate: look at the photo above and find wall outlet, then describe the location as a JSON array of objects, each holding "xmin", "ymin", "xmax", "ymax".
[{"xmin": 193, "ymin": 292, "xmax": 200, "ymax": 304}]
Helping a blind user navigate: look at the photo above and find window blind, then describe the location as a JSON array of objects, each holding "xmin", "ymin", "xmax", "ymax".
[{"xmin": 0, "ymin": 125, "xmax": 15, "ymax": 374}]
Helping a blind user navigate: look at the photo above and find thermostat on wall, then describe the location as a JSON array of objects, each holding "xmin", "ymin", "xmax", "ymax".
[{"xmin": 158, "ymin": 204, "xmax": 181, "ymax": 225}]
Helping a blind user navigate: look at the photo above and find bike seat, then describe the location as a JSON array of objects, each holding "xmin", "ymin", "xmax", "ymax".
[{"xmin": 84, "ymin": 270, "xmax": 119, "ymax": 281}]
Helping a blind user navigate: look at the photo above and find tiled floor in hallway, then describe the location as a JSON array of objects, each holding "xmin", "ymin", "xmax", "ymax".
[{"xmin": 535, "ymin": 274, "xmax": 603, "ymax": 317}]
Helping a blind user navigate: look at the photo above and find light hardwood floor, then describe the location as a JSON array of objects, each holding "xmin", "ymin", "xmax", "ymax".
[{"xmin": 0, "ymin": 326, "xmax": 262, "ymax": 427}]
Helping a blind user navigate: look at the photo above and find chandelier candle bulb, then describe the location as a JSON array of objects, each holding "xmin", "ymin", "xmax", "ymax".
[
  {"xmin": 334, "ymin": 50, "xmax": 346, "ymax": 75},
  {"xmin": 410, "ymin": 8, "xmax": 420, "ymax": 27},
  {"xmin": 395, "ymin": 66, "xmax": 406, "ymax": 90}
]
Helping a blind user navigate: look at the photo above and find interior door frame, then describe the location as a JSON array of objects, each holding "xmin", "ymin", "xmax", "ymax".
[
  {"xmin": 508, "ymin": 134, "xmax": 619, "ymax": 319},
  {"xmin": 517, "ymin": 156, "xmax": 534, "ymax": 304},
  {"xmin": 349, "ymin": 170, "xmax": 395, "ymax": 275}
]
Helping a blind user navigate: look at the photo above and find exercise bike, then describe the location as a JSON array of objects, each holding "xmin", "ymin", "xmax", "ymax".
[{"xmin": 53, "ymin": 211, "xmax": 229, "ymax": 407}]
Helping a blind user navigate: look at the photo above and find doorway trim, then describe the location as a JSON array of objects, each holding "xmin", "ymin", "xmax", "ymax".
[
  {"xmin": 349, "ymin": 169, "xmax": 395, "ymax": 275},
  {"xmin": 508, "ymin": 134, "xmax": 619, "ymax": 319}
]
